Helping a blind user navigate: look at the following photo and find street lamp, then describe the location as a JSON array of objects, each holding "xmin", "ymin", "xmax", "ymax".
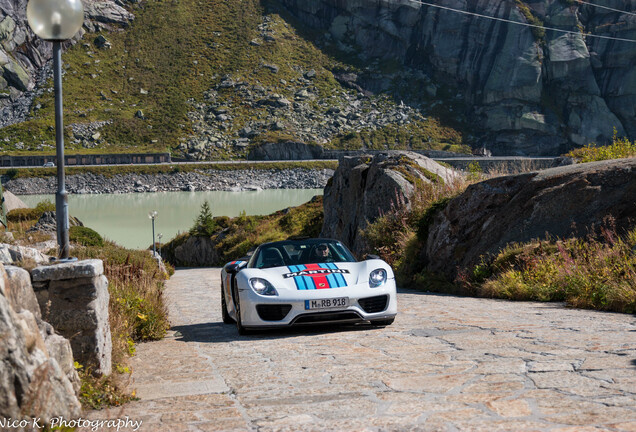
[
  {"xmin": 27, "ymin": 0, "xmax": 84, "ymax": 260},
  {"xmin": 157, "ymin": 233, "xmax": 163, "ymax": 257},
  {"xmin": 148, "ymin": 211, "xmax": 157, "ymax": 256}
]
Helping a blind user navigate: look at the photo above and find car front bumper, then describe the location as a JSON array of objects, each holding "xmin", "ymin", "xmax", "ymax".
[{"xmin": 237, "ymin": 280, "xmax": 397, "ymax": 328}]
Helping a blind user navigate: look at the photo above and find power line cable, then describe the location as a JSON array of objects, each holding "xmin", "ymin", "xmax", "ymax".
[
  {"xmin": 574, "ymin": 0, "xmax": 636, "ymax": 17},
  {"xmin": 405, "ymin": 0, "xmax": 636, "ymax": 43}
]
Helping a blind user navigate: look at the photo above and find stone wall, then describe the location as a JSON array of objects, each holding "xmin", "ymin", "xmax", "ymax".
[{"xmin": 31, "ymin": 259, "xmax": 112, "ymax": 375}]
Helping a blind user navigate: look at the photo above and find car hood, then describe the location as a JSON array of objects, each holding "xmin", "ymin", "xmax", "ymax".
[{"xmin": 238, "ymin": 260, "xmax": 393, "ymax": 291}]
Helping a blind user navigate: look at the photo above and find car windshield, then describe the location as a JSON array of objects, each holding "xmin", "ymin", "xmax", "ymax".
[{"xmin": 249, "ymin": 239, "xmax": 356, "ymax": 269}]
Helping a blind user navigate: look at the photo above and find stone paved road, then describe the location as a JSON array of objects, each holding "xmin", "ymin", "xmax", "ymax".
[{"xmin": 84, "ymin": 268, "xmax": 636, "ymax": 431}]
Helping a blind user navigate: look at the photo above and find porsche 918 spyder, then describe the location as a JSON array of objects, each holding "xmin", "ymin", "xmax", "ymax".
[{"xmin": 220, "ymin": 238, "xmax": 397, "ymax": 334}]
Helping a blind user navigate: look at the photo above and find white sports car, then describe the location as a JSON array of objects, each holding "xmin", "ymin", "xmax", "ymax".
[{"xmin": 220, "ymin": 238, "xmax": 397, "ymax": 335}]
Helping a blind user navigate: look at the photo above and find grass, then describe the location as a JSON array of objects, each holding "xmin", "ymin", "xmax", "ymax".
[
  {"xmin": 457, "ymin": 224, "xmax": 636, "ymax": 313},
  {"xmin": 162, "ymin": 195, "xmax": 323, "ymax": 266},
  {"xmin": 566, "ymin": 130, "xmax": 636, "ymax": 162},
  {"xmin": 4, "ymin": 203, "xmax": 171, "ymax": 409},
  {"xmin": 325, "ymin": 119, "xmax": 469, "ymax": 154}
]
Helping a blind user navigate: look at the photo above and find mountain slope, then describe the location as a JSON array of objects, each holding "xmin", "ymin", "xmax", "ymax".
[{"xmin": 0, "ymin": 0, "xmax": 468, "ymax": 159}]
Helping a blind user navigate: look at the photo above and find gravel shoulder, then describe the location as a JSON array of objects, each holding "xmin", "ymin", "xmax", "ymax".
[
  {"xmin": 82, "ymin": 268, "xmax": 636, "ymax": 431},
  {"xmin": 3, "ymin": 168, "xmax": 333, "ymax": 195}
]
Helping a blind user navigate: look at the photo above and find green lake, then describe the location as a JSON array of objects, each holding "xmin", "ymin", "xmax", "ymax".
[{"xmin": 19, "ymin": 189, "xmax": 322, "ymax": 250}]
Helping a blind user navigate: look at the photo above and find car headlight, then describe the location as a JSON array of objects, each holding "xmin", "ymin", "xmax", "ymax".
[
  {"xmin": 249, "ymin": 278, "xmax": 278, "ymax": 296},
  {"xmin": 369, "ymin": 268, "xmax": 387, "ymax": 288}
]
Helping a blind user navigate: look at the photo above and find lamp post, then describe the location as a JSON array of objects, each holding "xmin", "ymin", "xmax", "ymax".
[
  {"xmin": 27, "ymin": 0, "xmax": 84, "ymax": 260},
  {"xmin": 148, "ymin": 211, "xmax": 157, "ymax": 256},
  {"xmin": 157, "ymin": 233, "xmax": 163, "ymax": 257}
]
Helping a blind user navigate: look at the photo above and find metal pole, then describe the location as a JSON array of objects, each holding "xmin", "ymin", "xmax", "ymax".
[
  {"xmin": 53, "ymin": 41, "xmax": 70, "ymax": 260},
  {"xmin": 152, "ymin": 217, "xmax": 156, "ymax": 256}
]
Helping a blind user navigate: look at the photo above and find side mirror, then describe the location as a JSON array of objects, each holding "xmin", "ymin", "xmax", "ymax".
[
  {"xmin": 365, "ymin": 254, "xmax": 380, "ymax": 260},
  {"xmin": 224, "ymin": 260, "xmax": 247, "ymax": 274}
]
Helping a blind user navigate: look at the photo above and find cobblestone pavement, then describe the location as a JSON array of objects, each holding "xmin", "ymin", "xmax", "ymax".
[{"xmin": 85, "ymin": 268, "xmax": 636, "ymax": 432}]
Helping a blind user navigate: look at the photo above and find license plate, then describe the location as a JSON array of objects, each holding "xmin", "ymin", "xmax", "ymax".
[{"xmin": 305, "ymin": 297, "xmax": 349, "ymax": 310}]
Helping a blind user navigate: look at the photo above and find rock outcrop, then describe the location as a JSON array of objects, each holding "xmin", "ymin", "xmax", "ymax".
[
  {"xmin": 281, "ymin": 0, "xmax": 636, "ymax": 155},
  {"xmin": 423, "ymin": 158, "xmax": 636, "ymax": 280},
  {"xmin": 321, "ymin": 151, "xmax": 456, "ymax": 255},
  {"xmin": 0, "ymin": 243, "xmax": 52, "ymax": 265},
  {"xmin": 166, "ymin": 235, "xmax": 220, "ymax": 267},
  {"xmin": 2, "ymin": 189, "xmax": 27, "ymax": 211},
  {"xmin": 0, "ymin": 0, "xmax": 134, "ymax": 127},
  {"xmin": 0, "ymin": 262, "xmax": 81, "ymax": 427},
  {"xmin": 248, "ymin": 141, "xmax": 325, "ymax": 160},
  {"xmin": 26, "ymin": 211, "xmax": 83, "ymax": 234}
]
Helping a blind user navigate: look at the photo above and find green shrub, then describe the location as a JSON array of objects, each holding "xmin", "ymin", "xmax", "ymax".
[
  {"xmin": 7, "ymin": 200, "xmax": 55, "ymax": 222},
  {"xmin": 70, "ymin": 226, "xmax": 104, "ymax": 247},
  {"xmin": 460, "ymin": 226, "xmax": 636, "ymax": 313},
  {"xmin": 7, "ymin": 208, "xmax": 40, "ymax": 222},
  {"xmin": 77, "ymin": 366, "xmax": 135, "ymax": 410},
  {"xmin": 163, "ymin": 196, "xmax": 324, "ymax": 266},
  {"xmin": 34, "ymin": 200, "xmax": 55, "ymax": 213},
  {"xmin": 189, "ymin": 201, "xmax": 217, "ymax": 237},
  {"xmin": 567, "ymin": 129, "xmax": 636, "ymax": 162}
]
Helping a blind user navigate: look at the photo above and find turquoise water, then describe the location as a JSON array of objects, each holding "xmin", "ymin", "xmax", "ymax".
[{"xmin": 19, "ymin": 189, "xmax": 322, "ymax": 250}]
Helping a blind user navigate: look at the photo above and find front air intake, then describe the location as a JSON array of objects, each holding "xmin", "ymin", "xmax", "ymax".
[
  {"xmin": 358, "ymin": 295, "xmax": 388, "ymax": 313},
  {"xmin": 292, "ymin": 311, "xmax": 362, "ymax": 325},
  {"xmin": 256, "ymin": 304, "xmax": 292, "ymax": 321}
]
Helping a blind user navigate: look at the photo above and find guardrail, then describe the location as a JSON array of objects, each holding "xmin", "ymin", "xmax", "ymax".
[{"xmin": 0, "ymin": 153, "xmax": 171, "ymax": 167}]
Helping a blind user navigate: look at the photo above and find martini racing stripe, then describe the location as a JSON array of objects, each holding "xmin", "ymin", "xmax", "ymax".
[{"xmin": 286, "ymin": 264, "xmax": 348, "ymax": 290}]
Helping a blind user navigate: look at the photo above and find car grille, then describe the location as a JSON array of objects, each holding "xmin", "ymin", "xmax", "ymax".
[
  {"xmin": 292, "ymin": 311, "xmax": 362, "ymax": 325},
  {"xmin": 256, "ymin": 304, "xmax": 292, "ymax": 321},
  {"xmin": 358, "ymin": 295, "xmax": 389, "ymax": 313}
]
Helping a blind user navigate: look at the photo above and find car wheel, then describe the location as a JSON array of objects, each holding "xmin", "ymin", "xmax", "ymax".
[
  {"xmin": 233, "ymin": 282, "xmax": 249, "ymax": 335},
  {"xmin": 371, "ymin": 318, "xmax": 394, "ymax": 326},
  {"xmin": 221, "ymin": 284, "xmax": 234, "ymax": 324}
]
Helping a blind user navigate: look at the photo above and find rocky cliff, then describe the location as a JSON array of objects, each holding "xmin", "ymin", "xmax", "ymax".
[
  {"xmin": 321, "ymin": 151, "xmax": 456, "ymax": 255},
  {"xmin": 281, "ymin": 0, "xmax": 636, "ymax": 155},
  {"xmin": 422, "ymin": 158, "xmax": 636, "ymax": 280},
  {"xmin": 0, "ymin": 0, "xmax": 133, "ymax": 126}
]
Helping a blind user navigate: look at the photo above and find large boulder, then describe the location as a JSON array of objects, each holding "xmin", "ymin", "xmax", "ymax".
[
  {"xmin": 0, "ymin": 243, "xmax": 52, "ymax": 266},
  {"xmin": 26, "ymin": 211, "xmax": 83, "ymax": 234},
  {"xmin": 4, "ymin": 265, "xmax": 41, "ymax": 319},
  {"xmin": 321, "ymin": 151, "xmax": 457, "ymax": 256},
  {"xmin": 2, "ymin": 189, "xmax": 28, "ymax": 212},
  {"xmin": 168, "ymin": 235, "xmax": 220, "ymax": 267},
  {"xmin": 0, "ymin": 262, "xmax": 81, "ymax": 426},
  {"xmin": 247, "ymin": 141, "xmax": 325, "ymax": 160},
  {"xmin": 422, "ymin": 158, "xmax": 636, "ymax": 280}
]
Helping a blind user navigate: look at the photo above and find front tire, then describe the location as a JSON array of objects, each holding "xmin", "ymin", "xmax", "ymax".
[
  {"xmin": 221, "ymin": 284, "xmax": 234, "ymax": 324},
  {"xmin": 233, "ymin": 282, "xmax": 249, "ymax": 335}
]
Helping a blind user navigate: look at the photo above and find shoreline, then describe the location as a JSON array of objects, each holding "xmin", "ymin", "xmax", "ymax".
[{"xmin": 3, "ymin": 168, "xmax": 334, "ymax": 195}]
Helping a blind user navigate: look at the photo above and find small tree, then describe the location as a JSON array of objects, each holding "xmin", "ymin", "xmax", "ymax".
[{"xmin": 190, "ymin": 201, "xmax": 217, "ymax": 237}]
